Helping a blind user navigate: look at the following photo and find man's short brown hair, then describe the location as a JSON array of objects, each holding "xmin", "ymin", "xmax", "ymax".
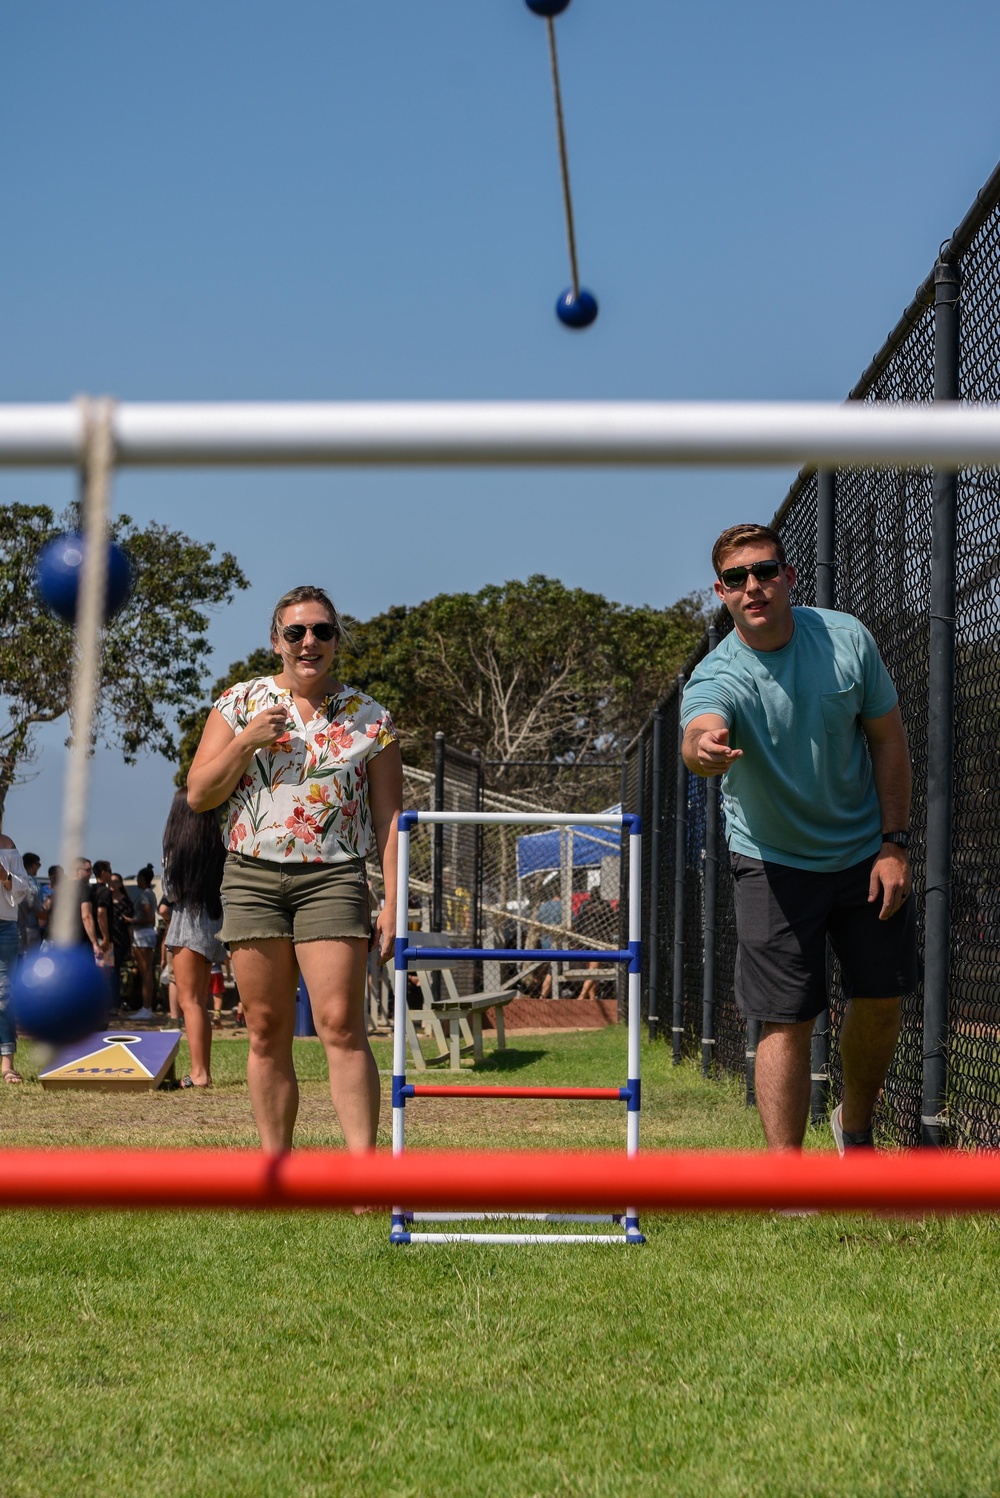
[{"xmin": 711, "ymin": 524, "xmax": 787, "ymax": 578}]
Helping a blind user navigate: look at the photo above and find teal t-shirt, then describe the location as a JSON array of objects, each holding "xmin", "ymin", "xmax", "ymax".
[{"xmin": 681, "ymin": 608, "xmax": 898, "ymax": 872}]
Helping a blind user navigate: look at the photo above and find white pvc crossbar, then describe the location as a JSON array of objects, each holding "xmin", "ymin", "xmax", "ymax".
[
  {"xmin": 410, "ymin": 1213, "xmax": 620, "ymax": 1224},
  {"xmin": 405, "ymin": 1233, "xmax": 633, "ymax": 1246},
  {"xmin": 2, "ymin": 400, "xmax": 1000, "ymax": 468},
  {"xmin": 409, "ymin": 812, "xmax": 623, "ymax": 826}
]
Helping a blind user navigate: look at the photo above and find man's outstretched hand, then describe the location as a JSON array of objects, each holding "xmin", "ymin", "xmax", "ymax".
[{"xmin": 691, "ymin": 726, "xmax": 743, "ymax": 776}]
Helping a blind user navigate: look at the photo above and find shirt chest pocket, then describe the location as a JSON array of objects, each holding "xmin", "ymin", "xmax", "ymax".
[{"xmin": 820, "ymin": 687, "xmax": 859, "ymax": 736}]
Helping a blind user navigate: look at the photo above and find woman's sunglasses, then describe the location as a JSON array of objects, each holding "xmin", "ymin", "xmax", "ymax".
[
  {"xmin": 719, "ymin": 560, "xmax": 783, "ymax": 591},
  {"xmin": 280, "ymin": 622, "xmax": 338, "ymax": 644}
]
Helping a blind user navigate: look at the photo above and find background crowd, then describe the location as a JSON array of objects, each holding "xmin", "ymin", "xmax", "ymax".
[{"xmin": 12, "ymin": 850, "xmax": 239, "ymax": 1025}]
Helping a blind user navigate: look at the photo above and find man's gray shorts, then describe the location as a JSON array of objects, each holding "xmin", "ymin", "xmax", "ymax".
[{"xmin": 730, "ymin": 851, "xmax": 918, "ymax": 1025}]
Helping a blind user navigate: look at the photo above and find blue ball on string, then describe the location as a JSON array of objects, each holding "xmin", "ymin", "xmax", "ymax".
[
  {"xmin": 35, "ymin": 533, "xmax": 134, "ymax": 624},
  {"xmin": 526, "ymin": 0, "xmax": 572, "ymax": 14},
  {"xmin": 555, "ymin": 287, "xmax": 599, "ymax": 329},
  {"xmin": 10, "ymin": 947, "xmax": 110, "ymax": 1046}
]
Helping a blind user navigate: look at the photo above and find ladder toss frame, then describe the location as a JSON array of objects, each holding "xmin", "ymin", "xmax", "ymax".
[{"xmin": 390, "ymin": 809, "xmax": 644, "ymax": 1245}]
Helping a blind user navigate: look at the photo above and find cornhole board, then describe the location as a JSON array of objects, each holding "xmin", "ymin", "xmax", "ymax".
[{"xmin": 39, "ymin": 1030, "xmax": 181, "ymax": 1092}]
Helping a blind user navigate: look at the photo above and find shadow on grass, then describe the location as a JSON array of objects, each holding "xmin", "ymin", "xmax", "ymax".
[{"xmin": 474, "ymin": 1047, "xmax": 548, "ymax": 1073}]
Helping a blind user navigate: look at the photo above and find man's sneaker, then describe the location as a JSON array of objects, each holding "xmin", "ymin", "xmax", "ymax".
[
  {"xmin": 831, "ymin": 1103, "xmax": 874, "ymax": 1156},
  {"xmin": 131, "ymin": 1007, "xmax": 154, "ymax": 1021}
]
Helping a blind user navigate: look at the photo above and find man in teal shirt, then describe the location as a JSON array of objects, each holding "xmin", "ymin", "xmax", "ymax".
[{"xmin": 682, "ymin": 523, "xmax": 916, "ymax": 1153}]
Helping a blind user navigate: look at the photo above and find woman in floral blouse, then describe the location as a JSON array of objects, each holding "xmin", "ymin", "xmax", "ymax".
[{"xmin": 187, "ymin": 584, "xmax": 402, "ymax": 1154}]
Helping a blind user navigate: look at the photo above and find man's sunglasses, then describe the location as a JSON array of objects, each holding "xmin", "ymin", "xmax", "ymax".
[
  {"xmin": 719, "ymin": 560, "xmax": 784, "ymax": 590},
  {"xmin": 280, "ymin": 622, "xmax": 338, "ymax": 644}
]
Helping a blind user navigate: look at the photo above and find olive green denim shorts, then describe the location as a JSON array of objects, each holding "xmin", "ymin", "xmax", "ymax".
[{"xmin": 220, "ymin": 853, "xmax": 373, "ymax": 945}]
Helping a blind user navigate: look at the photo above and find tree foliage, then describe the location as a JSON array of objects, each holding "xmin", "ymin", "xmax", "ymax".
[
  {"xmin": 175, "ymin": 575, "xmax": 708, "ymax": 796},
  {"xmin": 0, "ymin": 502, "xmax": 248, "ymax": 819}
]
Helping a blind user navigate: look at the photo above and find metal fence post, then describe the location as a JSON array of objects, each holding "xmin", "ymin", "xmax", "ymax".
[
  {"xmin": 923, "ymin": 258, "xmax": 961, "ymax": 1147},
  {"xmin": 647, "ymin": 712, "xmax": 664, "ymax": 1040},
  {"xmin": 701, "ymin": 631, "xmax": 718, "ymax": 1075},
  {"xmin": 672, "ymin": 676, "xmax": 687, "ymax": 1064},
  {"xmin": 746, "ymin": 1017, "xmax": 761, "ymax": 1109},
  {"xmin": 816, "ymin": 469, "xmax": 837, "ymax": 608},
  {"xmin": 811, "ymin": 469, "xmax": 836, "ymax": 1124}
]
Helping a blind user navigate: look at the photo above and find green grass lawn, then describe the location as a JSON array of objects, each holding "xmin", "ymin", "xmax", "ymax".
[{"xmin": 3, "ymin": 1029, "xmax": 1000, "ymax": 1496}]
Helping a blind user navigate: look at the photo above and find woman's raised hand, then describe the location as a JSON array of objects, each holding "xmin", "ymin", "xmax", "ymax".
[{"xmin": 244, "ymin": 704, "xmax": 291, "ymax": 749}]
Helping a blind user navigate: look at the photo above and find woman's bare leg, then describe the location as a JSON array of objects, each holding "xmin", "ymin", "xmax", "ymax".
[
  {"xmin": 132, "ymin": 946, "xmax": 155, "ymax": 1008},
  {"xmin": 229, "ymin": 939, "xmax": 300, "ymax": 1153},
  {"xmin": 297, "ymin": 939, "xmax": 379, "ymax": 1151},
  {"xmin": 172, "ymin": 946, "xmax": 213, "ymax": 1086}
]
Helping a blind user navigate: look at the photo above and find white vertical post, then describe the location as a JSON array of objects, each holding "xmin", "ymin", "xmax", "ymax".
[
  {"xmin": 627, "ymin": 823, "xmax": 642, "ymax": 1150},
  {"xmin": 626, "ymin": 821, "xmax": 642, "ymax": 1241},
  {"xmin": 392, "ymin": 818, "xmax": 412, "ymax": 1157}
]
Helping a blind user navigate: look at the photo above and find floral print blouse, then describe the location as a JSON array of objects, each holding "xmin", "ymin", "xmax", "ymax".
[{"xmin": 214, "ymin": 676, "xmax": 398, "ymax": 864}]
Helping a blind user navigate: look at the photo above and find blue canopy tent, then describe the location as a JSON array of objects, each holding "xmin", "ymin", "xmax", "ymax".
[
  {"xmin": 516, "ymin": 819, "xmax": 621, "ymax": 878},
  {"xmin": 515, "ymin": 808, "xmax": 622, "ymax": 949}
]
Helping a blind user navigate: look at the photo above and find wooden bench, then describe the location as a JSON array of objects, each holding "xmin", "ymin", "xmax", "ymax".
[{"xmin": 398, "ymin": 932, "xmax": 539, "ymax": 1070}]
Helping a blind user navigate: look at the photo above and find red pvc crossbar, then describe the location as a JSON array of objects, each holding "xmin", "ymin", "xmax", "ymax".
[
  {"xmin": 2, "ymin": 1148, "xmax": 1000, "ymax": 1213},
  {"xmin": 408, "ymin": 1086, "xmax": 623, "ymax": 1100}
]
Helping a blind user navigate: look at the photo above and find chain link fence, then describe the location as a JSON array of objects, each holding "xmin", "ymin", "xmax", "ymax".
[
  {"xmin": 369, "ymin": 750, "xmax": 626, "ymax": 1033},
  {"xmin": 624, "ymin": 156, "xmax": 1000, "ymax": 1147}
]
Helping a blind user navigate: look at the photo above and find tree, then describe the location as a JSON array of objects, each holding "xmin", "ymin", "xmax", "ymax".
[
  {"xmin": 339, "ymin": 577, "xmax": 708, "ymax": 776},
  {"xmin": 174, "ymin": 575, "xmax": 709, "ymax": 803},
  {"xmin": 0, "ymin": 502, "xmax": 248, "ymax": 821}
]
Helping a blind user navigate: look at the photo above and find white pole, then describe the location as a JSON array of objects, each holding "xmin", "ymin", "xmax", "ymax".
[
  {"xmin": 627, "ymin": 827, "xmax": 642, "ymax": 1145},
  {"xmin": 405, "ymin": 1233, "xmax": 634, "ymax": 1246},
  {"xmin": 413, "ymin": 812, "xmax": 624, "ymax": 827},
  {"xmin": 3, "ymin": 400, "xmax": 1000, "ymax": 468},
  {"xmin": 392, "ymin": 822, "xmax": 411, "ymax": 1158},
  {"xmin": 626, "ymin": 825, "xmax": 642, "ymax": 1241}
]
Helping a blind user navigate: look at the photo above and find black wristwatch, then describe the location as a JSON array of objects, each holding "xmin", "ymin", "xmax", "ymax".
[{"xmin": 882, "ymin": 831, "xmax": 911, "ymax": 849}]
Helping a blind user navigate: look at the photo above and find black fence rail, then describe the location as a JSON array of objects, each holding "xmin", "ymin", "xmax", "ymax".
[{"xmin": 625, "ymin": 155, "xmax": 1000, "ymax": 1148}]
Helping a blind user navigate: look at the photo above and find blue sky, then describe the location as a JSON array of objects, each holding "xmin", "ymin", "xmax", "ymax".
[{"xmin": 2, "ymin": 0, "xmax": 999, "ymax": 872}]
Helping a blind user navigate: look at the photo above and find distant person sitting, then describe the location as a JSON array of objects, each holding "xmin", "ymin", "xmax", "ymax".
[
  {"xmin": 532, "ymin": 894, "xmax": 563, "ymax": 1000},
  {"xmin": 574, "ymin": 889, "xmax": 617, "ymax": 1002},
  {"xmin": 534, "ymin": 893, "xmax": 562, "ymax": 935}
]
